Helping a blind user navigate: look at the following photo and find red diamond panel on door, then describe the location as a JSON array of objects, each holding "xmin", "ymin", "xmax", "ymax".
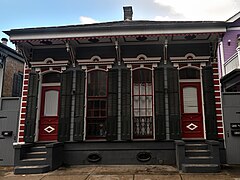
[
  {"xmin": 38, "ymin": 86, "xmax": 60, "ymax": 141},
  {"xmin": 180, "ymin": 82, "xmax": 204, "ymax": 139}
]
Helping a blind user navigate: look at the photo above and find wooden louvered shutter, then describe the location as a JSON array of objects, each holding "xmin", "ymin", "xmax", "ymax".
[
  {"xmin": 24, "ymin": 72, "xmax": 39, "ymax": 143},
  {"xmin": 121, "ymin": 68, "xmax": 131, "ymax": 141},
  {"xmin": 107, "ymin": 69, "xmax": 118, "ymax": 141},
  {"xmin": 154, "ymin": 67, "xmax": 166, "ymax": 140},
  {"xmin": 202, "ymin": 65, "xmax": 217, "ymax": 140},
  {"xmin": 58, "ymin": 69, "xmax": 73, "ymax": 142},
  {"xmin": 73, "ymin": 69, "xmax": 85, "ymax": 141},
  {"xmin": 167, "ymin": 67, "xmax": 181, "ymax": 139}
]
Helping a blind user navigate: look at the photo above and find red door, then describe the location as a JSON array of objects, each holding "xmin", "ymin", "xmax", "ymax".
[
  {"xmin": 180, "ymin": 82, "xmax": 204, "ymax": 139},
  {"xmin": 38, "ymin": 86, "xmax": 60, "ymax": 141}
]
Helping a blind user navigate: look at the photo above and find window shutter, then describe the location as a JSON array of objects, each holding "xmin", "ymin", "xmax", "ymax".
[
  {"xmin": 202, "ymin": 65, "xmax": 217, "ymax": 140},
  {"xmin": 121, "ymin": 68, "xmax": 131, "ymax": 141},
  {"xmin": 154, "ymin": 67, "xmax": 166, "ymax": 140},
  {"xmin": 107, "ymin": 69, "xmax": 118, "ymax": 141},
  {"xmin": 58, "ymin": 69, "xmax": 73, "ymax": 142},
  {"xmin": 24, "ymin": 72, "xmax": 39, "ymax": 143},
  {"xmin": 167, "ymin": 67, "xmax": 181, "ymax": 139},
  {"xmin": 12, "ymin": 72, "xmax": 23, "ymax": 97},
  {"xmin": 73, "ymin": 69, "xmax": 85, "ymax": 141}
]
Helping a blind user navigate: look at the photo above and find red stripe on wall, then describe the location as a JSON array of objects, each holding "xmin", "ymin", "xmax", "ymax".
[
  {"xmin": 216, "ymin": 116, "xmax": 222, "ymax": 120},
  {"xmin": 213, "ymin": 75, "xmax": 219, "ymax": 79},
  {"xmin": 217, "ymin": 127, "xmax": 223, "ymax": 133},
  {"xmin": 23, "ymin": 86, "xmax": 28, "ymax": 91},
  {"xmin": 214, "ymin": 80, "xmax": 220, "ymax": 85},
  {"xmin": 214, "ymin": 92, "xmax": 221, "ymax": 97},
  {"xmin": 24, "ymin": 75, "xmax": 29, "ymax": 79},
  {"xmin": 214, "ymin": 86, "xmax": 220, "ymax": 91},
  {"xmin": 24, "ymin": 80, "xmax": 29, "ymax": 85},
  {"xmin": 24, "ymin": 69, "xmax": 31, "ymax": 73},
  {"xmin": 216, "ymin": 110, "xmax": 222, "ymax": 114},
  {"xmin": 212, "ymin": 63, "xmax": 218, "ymax": 68},
  {"xmin": 20, "ymin": 126, "xmax": 25, "ymax": 130},
  {"xmin": 21, "ymin": 114, "xmax": 26, "ymax": 118},
  {"xmin": 213, "ymin": 69, "xmax": 218, "ymax": 73},
  {"xmin": 18, "ymin": 138, "xmax": 24, "ymax": 142},
  {"xmin": 21, "ymin": 108, "xmax": 26, "ymax": 113},
  {"xmin": 217, "ymin": 134, "xmax": 224, "ymax": 139},
  {"xmin": 19, "ymin": 132, "xmax": 25, "ymax": 137},
  {"xmin": 23, "ymin": 91, "xmax": 28, "ymax": 96},
  {"xmin": 20, "ymin": 120, "xmax": 25, "ymax": 124},
  {"xmin": 215, "ymin": 98, "xmax": 221, "ymax": 102},
  {"xmin": 217, "ymin": 122, "xmax": 223, "ymax": 127},
  {"xmin": 22, "ymin": 102, "xmax": 27, "ymax": 107},
  {"xmin": 22, "ymin": 96, "xmax": 27, "ymax": 101},
  {"xmin": 215, "ymin": 103, "xmax": 222, "ymax": 108}
]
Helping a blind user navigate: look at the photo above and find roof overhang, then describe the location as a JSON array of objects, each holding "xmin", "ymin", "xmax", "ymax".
[{"xmin": 4, "ymin": 21, "xmax": 226, "ymax": 43}]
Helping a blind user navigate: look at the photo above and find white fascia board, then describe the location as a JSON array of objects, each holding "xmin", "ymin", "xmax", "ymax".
[
  {"xmin": 226, "ymin": 11, "xmax": 240, "ymax": 23},
  {"xmin": 9, "ymin": 27, "xmax": 226, "ymax": 41}
]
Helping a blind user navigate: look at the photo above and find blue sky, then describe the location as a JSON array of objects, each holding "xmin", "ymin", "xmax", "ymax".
[{"xmin": 1, "ymin": 0, "xmax": 239, "ymax": 49}]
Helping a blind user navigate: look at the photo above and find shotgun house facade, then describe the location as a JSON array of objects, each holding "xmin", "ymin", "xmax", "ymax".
[
  {"xmin": 218, "ymin": 12, "xmax": 240, "ymax": 164},
  {"xmin": 5, "ymin": 7, "xmax": 227, "ymax": 173},
  {"xmin": 0, "ymin": 38, "xmax": 24, "ymax": 166}
]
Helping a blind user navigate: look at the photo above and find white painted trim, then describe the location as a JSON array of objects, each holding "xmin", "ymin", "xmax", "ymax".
[
  {"xmin": 9, "ymin": 27, "xmax": 226, "ymax": 41},
  {"xmin": 83, "ymin": 71, "xmax": 87, "ymax": 141},
  {"xmin": 34, "ymin": 73, "xmax": 42, "ymax": 142},
  {"xmin": 170, "ymin": 53, "xmax": 210, "ymax": 62},
  {"xmin": 219, "ymin": 42, "xmax": 225, "ymax": 77},
  {"xmin": 227, "ymin": 27, "xmax": 240, "ymax": 31},
  {"xmin": 200, "ymin": 67, "xmax": 207, "ymax": 140},
  {"xmin": 41, "ymin": 83, "xmax": 61, "ymax": 87},
  {"xmin": 17, "ymin": 64, "xmax": 27, "ymax": 143},
  {"xmin": 123, "ymin": 54, "xmax": 161, "ymax": 65},
  {"xmin": 31, "ymin": 60, "xmax": 69, "ymax": 65},
  {"xmin": 77, "ymin": 56, "xmax": 115, "ymax": 66}
]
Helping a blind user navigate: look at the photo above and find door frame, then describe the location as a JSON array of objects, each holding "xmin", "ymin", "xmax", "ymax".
[
  {"xmin": 180, "ymin": 80, "xmax": 206, "ymax": 139},
  {"xmin": 38, "ymin": 85, "xmax": 60, "ymax": 141},
  {"xmin": 35, "ymin": 80, "xmax": 61, "ymax": 142}
]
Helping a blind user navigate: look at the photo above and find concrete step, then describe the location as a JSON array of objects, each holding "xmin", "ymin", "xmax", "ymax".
[
  {"xmin": 185, "ymin": 156, "xmax": 213, "ymax": 164},
  {"xmin": 185, "ymin": 144, "xmax": 208, "ymax": 150},
  {"xmin": 30, "ymin": 146, "xmax": 47, "ymax": 152},
  {"xmin": 182, "ymin": 164, "xmax": 220, "ymax": 173},
  {"xmin": 25, "ymin": 151, "xmax": 47, "ymax": 159},
  {"xmin": 14, "ymin": 165, "xmax": 50, "ymax": 174},
  {"xmin": 185, "ymin": 150, "xmax": 210, "ymax": 157},
  {"xmin": 19, "ymin": 158, "xmax": 47, "ymax": 166}
]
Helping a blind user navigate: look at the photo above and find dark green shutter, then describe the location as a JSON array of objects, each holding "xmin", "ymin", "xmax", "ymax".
[
  {"xmin": 24, "ymin": 72, "xmax": 39, "ymax": 143},
  {"xmin": 167, "ymin": 67, "xmax": 181, "ymax": 139},
  {"xmin": 202, "ymin": 65, "xmax": 217, "ymax": 140},
  {"xmin": 73, "ymin": 69, "xmax": 85, "ymax": 141},
  {"xmin": 154, "ymin": 67, "xmax": 166, "ymax": 140},
  {"xmin": 58, "ymin": 69, "xmax": 73, "ymax": 142},
  {"xmin": 12, "ymin": 72, "xmax": 23, "ymax": 97},
  {"xmin": 121, "ymin": 68, "xmax": 131, "ymax": 140},
  {"xmin": 107, "ymin": 69, "xmax": 118, "ymax": 141}
]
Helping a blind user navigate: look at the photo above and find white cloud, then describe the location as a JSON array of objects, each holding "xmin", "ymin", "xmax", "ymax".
[
  {"xmin": 79, "ymin": 16, "xmax": 98, "ymax": 24},
  {"xmin": 154, "ymin": 0, "xmax": 240, "ymax": 20}
]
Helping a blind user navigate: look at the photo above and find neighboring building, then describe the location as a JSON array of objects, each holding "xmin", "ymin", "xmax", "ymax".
[
  {"xmin": 0, "ymin": 38, "xmax": 24, "ymax": 166},
  {"xmin": 218, "ymin": 12, "xmax": 240, "ymax": 165},
  {"xmin": 5, "ymin": 7, "xmax": 227, "ymax": 173}
]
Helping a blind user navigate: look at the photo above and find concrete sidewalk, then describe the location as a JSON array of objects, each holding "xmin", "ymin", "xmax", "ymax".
[{"xmin": 1, "ymin": 165, "xmax": 240, "ymax": 180}]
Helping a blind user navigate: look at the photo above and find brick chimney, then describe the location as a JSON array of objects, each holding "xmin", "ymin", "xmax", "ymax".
[
  {"xmin": 1, "ymin": 38, "xmax": 8, "ymax": 45},
  {"xmin": 123, "ymin": 6, "xmax": 133, "ymax": 21}
]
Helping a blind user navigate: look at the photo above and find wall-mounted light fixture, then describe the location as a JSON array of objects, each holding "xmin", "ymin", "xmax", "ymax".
[{"xmin": 228, "ymin": 39, "xmax": 231, "ymax": 46}]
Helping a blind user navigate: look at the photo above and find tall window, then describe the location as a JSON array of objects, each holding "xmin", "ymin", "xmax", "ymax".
[
  {"xmin": 86, "ymin": 70, "xmax": 108, "ymax": 139},
  {"xmin": 133, "ymin": 69, "xmax": 153, "ymax": 139}
]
